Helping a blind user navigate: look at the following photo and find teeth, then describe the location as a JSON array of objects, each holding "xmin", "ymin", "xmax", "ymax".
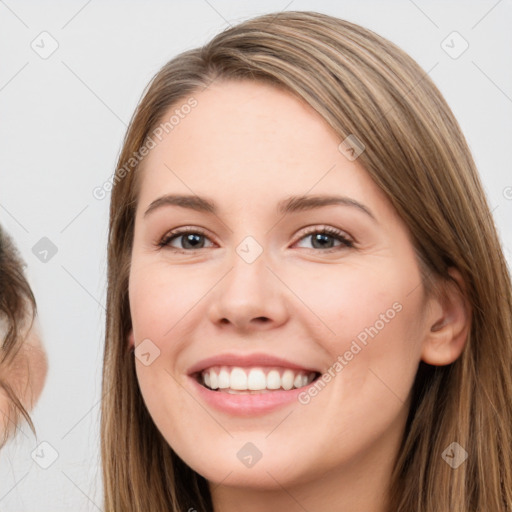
[
  {"xmin": 266, "ymin": 370, "xmax": 281, "ymax": 389},
  {"xmin": 218, "ymin": 367, "xmax": 230, "ymax": 389},
  {"xmin": 201, "ymin": 366, "xmax": 316, "ymax": 392},
  {"xmin": 230, "ymin": 368, "xmax": 247, "ymax": 390},
  {"xmin": 247, "ymin": 368, "xmax": 266, "ymax": 390},
  {"xmin": 282, "ymin": 369, "xmax": 294, "ymax": 390},
  {"xmin": 210, "ymin": 371, "xmax": 218, "ymax": 390}
]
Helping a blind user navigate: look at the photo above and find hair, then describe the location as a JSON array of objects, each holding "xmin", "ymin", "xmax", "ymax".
[
  {"xmin": 101, "ymin": 10, "xmax": 512, "ymax": 511},
  {"xmin": 0, "ymin": 225, "xmax": 36, "ymax": 446}
]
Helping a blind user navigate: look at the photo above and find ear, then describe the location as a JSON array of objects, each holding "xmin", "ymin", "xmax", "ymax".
[
  {"xmin": 128, "ymin": 329, "xmax": 135, "ymax": 349},
  {"xmin": 421, "ymin": 268, "xmax": 471, "ymax": 366}
]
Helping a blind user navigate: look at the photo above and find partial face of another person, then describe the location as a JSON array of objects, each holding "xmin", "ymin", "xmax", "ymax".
[
  {"xmin": 128, "ymin": 80, "xmax": 453, "ymax": 488},
  {"xmin": 0, "ymin": 231, "xmax": 47, "ymax": 443},
  {"xmin": 0, "ymin": 319, "xmax": 46, "ymax": 438}
]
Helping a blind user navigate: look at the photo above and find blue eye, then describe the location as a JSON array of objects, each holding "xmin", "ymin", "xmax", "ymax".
[
  {"xmin": 158, "ymin": 228, "xmax": 213, "ymax": 251},
  {"xmin": 158, "ymin": 226, "xmax": 354, "ymax": 253},
  {"xmin": 294, "ymin": 227, "xmax": 354, "ymax": 251}
]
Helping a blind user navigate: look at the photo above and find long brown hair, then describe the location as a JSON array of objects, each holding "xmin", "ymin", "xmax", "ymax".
[
  {"xmin": 101, "ymin": 11, "xmax": 512, "ymax": 511},
  {"xmin": 0, "ymin": 225, "xmax": 36, "ymax": 446}
]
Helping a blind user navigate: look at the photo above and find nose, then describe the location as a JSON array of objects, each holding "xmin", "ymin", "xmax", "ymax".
[{"xmin": 207, "ymin": 245, "xmax": 289, "ymax": 332}]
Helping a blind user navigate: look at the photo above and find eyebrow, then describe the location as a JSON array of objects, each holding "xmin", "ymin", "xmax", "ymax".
[{"xmin": 144, "ymin": 193, "xmax": 376, "ymax": 220}]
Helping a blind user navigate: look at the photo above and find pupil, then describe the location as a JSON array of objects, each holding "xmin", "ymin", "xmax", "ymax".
[
  {"xmin": 183, "ymin": 233, "xmax": 204, "ymax": 249},
  {"xmin": 312, "ymin": 233, "xmax": 333, "ymax": 249}
]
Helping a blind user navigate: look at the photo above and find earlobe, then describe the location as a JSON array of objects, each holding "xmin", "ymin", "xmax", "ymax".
[{"xmin": 421, "ymin": 268, "xmax": 471, "ymax": 366}]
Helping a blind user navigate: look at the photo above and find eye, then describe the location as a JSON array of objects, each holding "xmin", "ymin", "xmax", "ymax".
[
  {"xmin": 157, "ymin": 225, "xmax": 354, "ymax": 253},
  {"xmin": 293, "ymin": 226, "xmax": 354, "ymax": 251},
  {"xmin": 158, "ymin": 227, "xmax": 215, "ymax": 252}
]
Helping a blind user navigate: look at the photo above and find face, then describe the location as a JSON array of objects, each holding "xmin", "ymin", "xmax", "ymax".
[
  {"xmin": 128, "ymin": 79, "xmax": 432, "ymax": 490},
  {"xmin": 0, "ymin": 233, "xmax": 47, "ymax": 443},
  {"xmin": 0, "ymin": 319, "xmax": 46, "ymax": 439}
]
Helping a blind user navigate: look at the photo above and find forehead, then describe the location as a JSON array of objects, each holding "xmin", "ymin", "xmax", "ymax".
[{"xmin": 136, "ymin": 79, "xmax": 385, "ymax": 214}]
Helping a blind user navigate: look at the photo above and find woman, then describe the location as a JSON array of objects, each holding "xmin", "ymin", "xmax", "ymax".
[
  {"xmin": 0, "ymin": 225, "xmax": 47, "ymax": 447},
  {"xmin": 101, "ymin": 11, "xmax": 512, "ymax": 511}
]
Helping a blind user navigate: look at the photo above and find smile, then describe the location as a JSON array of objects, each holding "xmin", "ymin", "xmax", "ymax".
[
  {"xmin": 199, "ymin": 366, "xmax": 319, "ymax": 394},
  {"xmin": 187, "ymin": 353, "xmax": 323, "ymax": 415}
]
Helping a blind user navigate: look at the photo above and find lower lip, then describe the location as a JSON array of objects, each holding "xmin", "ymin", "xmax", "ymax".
[{"xmin": 188, "ymin": 375, "xmax": 316, "ymax": 416}]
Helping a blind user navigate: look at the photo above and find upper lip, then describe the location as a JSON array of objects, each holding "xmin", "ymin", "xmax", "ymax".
[{"xmin": 187, "ymin": 353, "xmax": 321, "ymax": 375}]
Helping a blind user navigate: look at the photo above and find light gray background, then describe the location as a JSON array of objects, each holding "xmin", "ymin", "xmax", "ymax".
[{"xmin": 0, "ymin": 0, "xmax": 511, "ymax": 510}]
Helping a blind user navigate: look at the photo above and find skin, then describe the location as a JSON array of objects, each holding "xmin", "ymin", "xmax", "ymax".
[
  {"xmin": 0, "ymin": 313, "xmax": 48, "ymax": 442},
  {"xmin": 128, "ymin": 80, "xmax": 469, "ymax": 512}
]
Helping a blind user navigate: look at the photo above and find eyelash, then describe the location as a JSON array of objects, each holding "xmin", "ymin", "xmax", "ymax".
[{"xmin": 157, "ymin": 225, "xmax": 354, "ymax": 253}]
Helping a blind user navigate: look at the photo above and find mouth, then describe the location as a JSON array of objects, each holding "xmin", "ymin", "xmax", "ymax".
[
  {"xmin": 193, "ymin": 366, "xmax": 322, "ymax": 394},
  {"xmin": 186, "ymin": 353, "xmax": 324, "ymax": 414}
]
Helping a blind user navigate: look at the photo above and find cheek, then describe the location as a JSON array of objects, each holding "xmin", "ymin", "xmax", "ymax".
[
  {"xmin": 129, "ymin": 261, "xmax": 208, "ymax": 344},
  {"xmin": 289, "ymin": 259, "xmax": 425, "ymax": 398},
  {"xmin": 287, "ymin": 257, "xmax": 422, "ymax": 336},
  {"xmin": 129, "ymin": 262, "xmax": 202, "ymax": 442},
  {"xmin": 129, "ymin": 261, "xmax": 216, "ymax": 425}
]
